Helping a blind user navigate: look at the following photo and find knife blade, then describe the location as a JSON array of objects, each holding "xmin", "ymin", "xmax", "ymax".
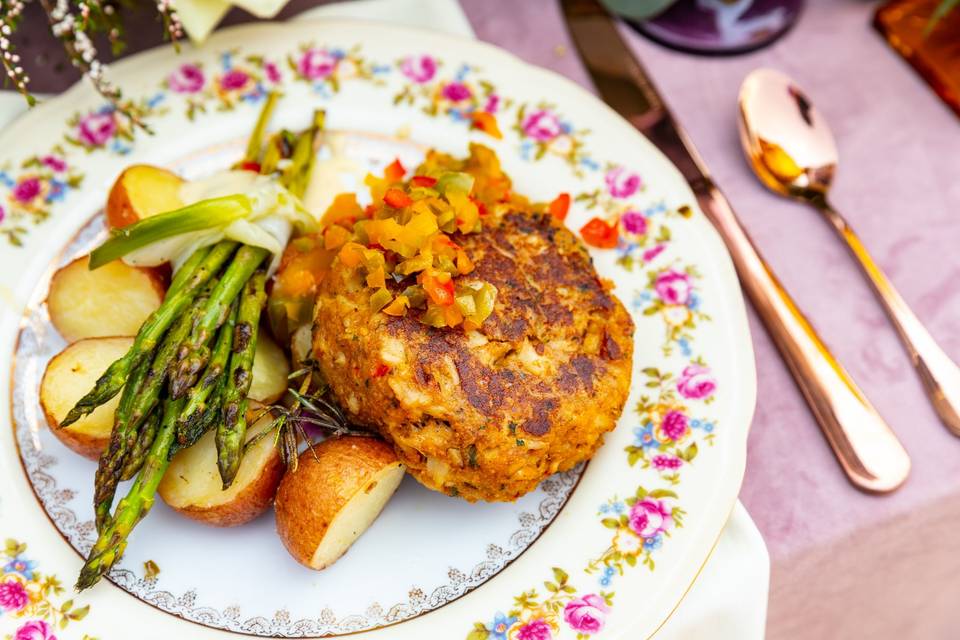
[{"xmin": 560, "ymin": 0, "xmax": 911, "ymax": 493}]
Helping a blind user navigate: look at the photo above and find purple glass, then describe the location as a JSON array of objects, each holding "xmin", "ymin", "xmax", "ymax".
[{"xmin": 630, "ymin": 0, "xmax": 805, "ymax": 55}]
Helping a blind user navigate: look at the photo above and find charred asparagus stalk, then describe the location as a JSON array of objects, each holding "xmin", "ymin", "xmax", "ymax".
[
  {"xmin": 77, "ymin": 397, "xmax": 183, "ymax": 591},
  {"xmin": 216, "ymin": 270, "xmax": 267, "ymax": 487},
  {"xmin": 91, "ymin": 281, "xmax": 215, "ymax": 529},
  {"xmin": 60, "ymin": 241, "xmax": 238, "ymax": 427},
  {"xmin": 176, "ymin": 299, "xmax": 238, "ymax": 445},
  {"xmin": 169, "ymin": 244, "xmax": 269, "ymax": 398},
  {"xmin": 118, "ymin": 409, "xmax": 160, "ymax": 482}
]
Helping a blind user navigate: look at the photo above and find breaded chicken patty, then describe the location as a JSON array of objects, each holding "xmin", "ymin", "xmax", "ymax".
[{"xmin": 312, "ymin": 208, "xmax": 634, "ymax": 502}]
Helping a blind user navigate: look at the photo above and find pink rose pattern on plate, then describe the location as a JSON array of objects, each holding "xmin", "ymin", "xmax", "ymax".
[
  {"xmin": 393, "ymin": 55, "xmax": 507, "ymax": 136},
  {"xmin": 0, "ymin": 540, "xmax": 94, "ymax": 638},
  {"xmin": 0, "ymin": 40, "xmax": 722, "ymax": 640},
  {"xmin": 0, "ymin": 149, "xmax": 84, "ymax": 246}
]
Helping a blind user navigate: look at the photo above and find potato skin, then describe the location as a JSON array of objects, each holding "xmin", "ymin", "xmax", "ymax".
[
  {"xmin": 158, "ymin": 415, "xmax": 284, "ymax": 527},
  {"xmin": 106, "ymin": 164, "xmax": 184, "ymax": 229},
  {"xmin": 40, "ymin": 337, "xmax": 133, "ymax": 461},
  {"xmin": 43, "ymin": 411, "xmax": 108, "ymax": 460},
  {"xmin": 167, "ymin": 456, "xmax": 284, "ymax": 527},
  {"xmin": 274, "ymin": 437, "xmax": 398, "ymax": 569}
]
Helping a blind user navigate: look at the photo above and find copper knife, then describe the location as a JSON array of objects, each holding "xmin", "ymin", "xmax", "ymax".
[{"xmin": 560, "ymin": 0, "xmax": 910, "ymax": 493}]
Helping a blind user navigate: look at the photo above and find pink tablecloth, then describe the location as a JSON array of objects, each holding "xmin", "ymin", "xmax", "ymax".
[
  {"xmin": 461, "ymin": 1, "xmax": 960, "ymax": 639},
  {"xmin": 12, "ymin": 1, "xmax": 960, "ymax": 637}
]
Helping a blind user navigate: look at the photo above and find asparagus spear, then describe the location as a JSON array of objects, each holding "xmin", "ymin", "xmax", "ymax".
[
  {"xmin": 76, "ymin": 397, "xmax": 184, "ymax": 591},
  {"xmin": 176, "ymin": 299, "xmax": 237, "ymax": 445},
  {"xmin": 92, "ymin": 356, "xmax": 150, "ymax": 532},
  {"xmin": 165, "ymin": 246, "xmax": 210, "ymax": 297},
  {"xmin": 169, "ymin": 244, "xmax": 269, "ymax": 398},
  {"xmin": 118, "ymin": 409, "xmax": 160, "ymax": 482},
  {"xmin": 91, "ymin": 283, "xmax": 215, "ymax": 529},
  {"xmin": 60, "ymin": 241, "xmax": 238, "ymax": 428},
  {"xmin": 239, "ymin": 91, "xmax": 279, "ymax": 167},
  {"xmin": 282, "ymin": 110, "xmax": 325, "ymax": 198},
  {"xmin": 216, "ymin": 270, "xmax": 267, "ymax": 487}
]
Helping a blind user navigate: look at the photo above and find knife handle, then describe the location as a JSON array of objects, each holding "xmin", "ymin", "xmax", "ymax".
[{"xmin": 697, "ymin": 185, "xmax": 911, "ymax": 493}]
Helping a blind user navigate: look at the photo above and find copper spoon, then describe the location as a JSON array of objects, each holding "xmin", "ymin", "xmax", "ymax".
[{"xmin": 739, "ymin": 68, "xmax": 960, "ymax": 436}]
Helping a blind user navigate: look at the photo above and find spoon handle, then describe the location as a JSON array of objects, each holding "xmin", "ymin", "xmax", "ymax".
[
  {"xmin": 819, "ymin": 203, "xmax": 960, "ymax": 436},
  {"xmin": 698, "ymin": 187, "xmax": 910, "ymax": 493}
]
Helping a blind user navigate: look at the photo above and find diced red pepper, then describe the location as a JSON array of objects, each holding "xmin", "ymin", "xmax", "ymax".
[
  {"xmin": 372, "ymin": 363, "xmax": 391, "ymax": 378},
  {"xmin": 384, "ymin": 159, "xmax": 406, "ymax": 183},
  {"xmin": 422, "ymin": 271, "xmax": 455, "ymax": 306},
  {"xmin": 412, "ymin": 175, "xmax": 437, "ymax": 188},
  {"xmin": 384, "ymin": 188, "xmax": 413, "ymax": 209},
  {"xmin": 471, "ymin": 196, "xmax": 489, "ymax": 217},
  {"xmin": 548, "ymin": 192, "xmax": 571, "ymax": 222},
  {"xmin": 580, "ymin": 217, "xmax": 619, "ymax": 249},
  {"xmin": 239, "ymin": 161, "xmax": 261, "ymax": 173}
]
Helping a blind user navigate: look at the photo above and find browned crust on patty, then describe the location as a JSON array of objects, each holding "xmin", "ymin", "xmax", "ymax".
[{"xmin": 313, "ymin": 208, "xmax": 634, "ymax": 502}]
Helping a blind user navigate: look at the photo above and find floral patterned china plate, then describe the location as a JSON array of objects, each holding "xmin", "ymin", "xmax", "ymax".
[{"xmin": 0, "ymin": 19, "xmax": 755, "ymax": 640}]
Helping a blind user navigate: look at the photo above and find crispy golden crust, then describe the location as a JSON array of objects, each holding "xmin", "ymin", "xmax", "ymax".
[
  {"xmin": 313, "ymin": 209, "xmax": 634, "ymax": 502},
  {"xmin": 274, "ymin": 437, "xmax": 399, "ymax": 568}
]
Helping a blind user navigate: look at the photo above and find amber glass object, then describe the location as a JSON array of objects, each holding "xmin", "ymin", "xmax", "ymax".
[{"xmin": 875, "ymin": 0, "xmax": 960, "ymax": 118}]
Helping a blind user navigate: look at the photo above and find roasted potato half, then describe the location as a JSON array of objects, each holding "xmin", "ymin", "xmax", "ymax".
[
  {"xmin": 106, "ymin": 164, "xmax": 184, "ymax": 229},
  {"xmin": 275, "ymin": 437, "xmax": 404, "ymax": 570},
  {"xmin": 47, "ymin": 255, "xmax": 166, "ymax": 343},
  {"xmin": 249, "ymin": 331, "xmax": 289, "ymax": 404},
  {"xmin": 158, "ymin": 413, "xmax": 283, "ymax": 527},
  {"xmin": 40, "ymin": 337, "xmax": 133, "ymax": 460}
]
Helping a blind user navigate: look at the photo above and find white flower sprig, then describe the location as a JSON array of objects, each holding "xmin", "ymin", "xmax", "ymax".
[
  {"xmin": 4, "ymin": 0, "xmax": 183, "ymax": 132},
  {"xmin": 0, "ymin": 0, "xmax": 32, "ymax": 105}
]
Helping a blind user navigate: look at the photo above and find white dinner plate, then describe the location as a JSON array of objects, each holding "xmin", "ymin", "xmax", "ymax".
[{"xmin": 0, "ymin": 19, "xmax": 755, "ymax": 640}]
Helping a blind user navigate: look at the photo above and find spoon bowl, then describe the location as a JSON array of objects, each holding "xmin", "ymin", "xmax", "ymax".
[
  {"xmin": 738, "ymin": 68, "xmax": 838, "ymax": 200},
  {"xmin": 738, "ymin": 67, "xmax": 960, "ymax": 436}
]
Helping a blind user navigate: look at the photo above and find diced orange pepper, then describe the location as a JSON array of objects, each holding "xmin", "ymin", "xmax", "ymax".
[
  {"xmin": 338, "ymin": 242, "xmax": 366, "ymax": 267},
  {"xmin": 549, "ymin": 192, "xmax": 571, "ymax": 222},
  {"xmin": 456, "ymin": 249, "xmax": 474, "ymax": 275},
  {"xmin": 580, "ymin": 217, "xmax": 619, "ymax": 249},
  {"xmin": 421, "ymin": 270, "xmax": 455, "ymax": 306},
  {"xmin": 470, "ymin": 112, "xmax": 503, "ymax": 139},
  {"xmin": 321, "ymin": 193, "xmax": 364, "ymax": 226},
  {"xmin": 384, "ymin": 158, "xmax": 406, "ymax": 183},
  {"xmin": 412, "ymin": 175, "xmax": 437, "ymax": 187},
  {"xmin": 382, "ymin": 295, "xmax": 410, "ymax": 316},
  {"xmin": 366, "ymin": 266, "xmax": 386, "ymax": 289},
  {"xmin": 384, "ymin": 188, "xmax": 413, "ymax": 209},
  {"xmin": 323, "ymin": 224, "xmax": 351, "ymax": 250}
]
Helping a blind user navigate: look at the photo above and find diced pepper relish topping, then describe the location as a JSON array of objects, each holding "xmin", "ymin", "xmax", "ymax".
[{"xmin": 321, "ymin": 144, "xmax": 527, "ymax": 330}]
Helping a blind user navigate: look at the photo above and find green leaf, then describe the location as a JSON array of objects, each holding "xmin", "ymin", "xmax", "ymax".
[
  {"xmin": 683, "ymin": 442, "xmax": 698, "ymax": 462},
  {"xmin": 552, "ymin": 567, "xmax": 569, "ymax": 585},
  {"xmin": 601, "ymin": 518, "xmax": 620, "ymax": 529},
  {"xmin": 649, "ymin": 489, "xmax": 678, "ymax": 499},
  {"xmin": 641, "ymin": 367, "xmax": 660, "ymax": 378},
  {"xmin": 466, "ymin": 627, "xmax": 490, "ymax": 640},
  {"xmin": 69, "ymin": 605, "xmax": 90, "ymax": 621},
  {"xmin": 625, "ymin": 554, "xmax": 637, "ymax": 567}
]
